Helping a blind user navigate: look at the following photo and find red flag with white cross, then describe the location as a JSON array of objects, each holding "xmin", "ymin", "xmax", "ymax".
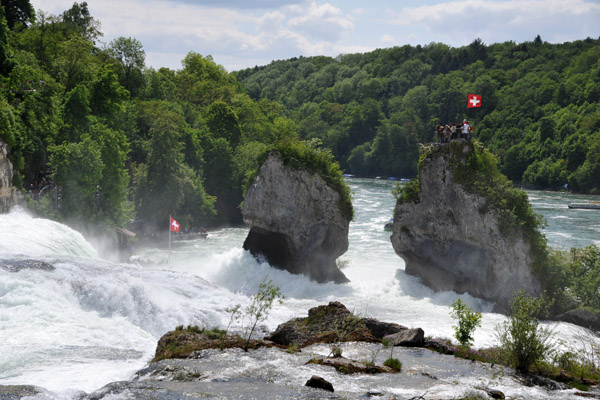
[
  {"xmin": 468, "ymin": 93, "xmax": 482, "ymax": 108},
  {"xmin": 170, "ymin": 217, "xmax": 180, "ymax": 233}
]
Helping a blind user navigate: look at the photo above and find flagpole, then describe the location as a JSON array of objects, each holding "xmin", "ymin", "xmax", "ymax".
[{"xmin": 168, "ymin": 215, "xmax": 171, "ymax": 265}]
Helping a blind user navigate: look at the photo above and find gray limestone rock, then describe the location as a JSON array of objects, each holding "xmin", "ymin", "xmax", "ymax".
[
  {"xmin": 0, "ymin": 259, "xmax": 56, "ymax": 272},
  {"xmin": 383, "ymin": 328, "xmax": 425, "ymax": 347},
  {"xmin": 0, "ymin": 385, "xmax": 42, "ymax": 399},
  {"xmin": 0, "ymin": 139, "xmax": 19, "ymax": 213},
  {"xmin": 242, "ymin": 153, "xmax": 350, "ymax": 283},
  {"xmin": 391, "ymin": 142, "xmax": 541, "ymax": 313},
  {"xmin": 554, "ymin": 308, "xmax": 600, "ymax": 332}
]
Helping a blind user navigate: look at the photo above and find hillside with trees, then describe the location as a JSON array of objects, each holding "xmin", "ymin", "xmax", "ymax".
[
  {"xmin": 0, "ymin": 1, "xmax": 304, "ymax": 231},
  {"xmin": 2, "ymin": 1, "xmax": 599, "ymax": 235},
  {"xmin": 235, "ymin": 37, "xmax": 600, "ymax": 194}
]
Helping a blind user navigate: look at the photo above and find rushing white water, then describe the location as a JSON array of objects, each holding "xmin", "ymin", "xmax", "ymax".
[{"xmin": 0, "ymin": 181, "xmax": 598, "ymax": 398}]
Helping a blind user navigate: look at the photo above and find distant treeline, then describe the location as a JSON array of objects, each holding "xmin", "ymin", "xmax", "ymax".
[{"xmin": 235, "ymin": 36, "xmax": 600, "ymax": 193}]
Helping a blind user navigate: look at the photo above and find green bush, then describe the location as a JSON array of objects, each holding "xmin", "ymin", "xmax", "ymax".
[
  {"xmin": 562, "ymin": 245, "xmax": 600, "ymax": 309},
  {"xmin": 383, "ymin": 357, "xmax": 402, "ymax": 371},
  {"xmin": 450, "ymin": 299, "xmax": 482, "ymax": 347},
  {"xmin": 330, "ymin": 346, "xmax": 343, "ymax": 357},
  {"xmin": 243, "ymin": 277, "xmax": 285, "ymax": 351},
  {"xmin": 203, "ymin": 327, "xmax": 225, "ymax": 339},
  {"xmin": 496, "ymin": 291, "xmax": 554, "ymax": 373},
  {"xmin": 398, "ymin": 178, "xmax": 420, "ymax": 204},
  {"xmin": 286, "ymin": 342, "xmax": 300, "ymax": 354}
]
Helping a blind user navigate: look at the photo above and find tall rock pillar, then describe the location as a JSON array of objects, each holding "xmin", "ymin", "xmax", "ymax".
[
  {"xmin": 391, "ymin": 142, "xmax": 541, "ymax": 312},
  {"xmin": 242, "ymin": 152, "xmax": 350, "ymax": 284}
]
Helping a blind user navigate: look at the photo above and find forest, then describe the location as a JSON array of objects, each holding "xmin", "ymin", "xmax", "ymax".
[
  {"xmin": 1, "ymin": 1, "xmax": 599, "ymax": 234},
  {"xmin": 236, "ymin": 36, "xmax": 600, "ymax": 194},
  {"xmin": 0, "ymin": 1, "xmax": 303, "ymax": 231}
]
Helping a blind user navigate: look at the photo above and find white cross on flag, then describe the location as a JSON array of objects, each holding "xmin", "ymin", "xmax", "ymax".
[
  {"xmin": 170, "ymin": 217, "xmax": 180, "ymax": 233},
  {"xmin": 468, "ymin": 93, "xmax": 482, "ymax": 108}
]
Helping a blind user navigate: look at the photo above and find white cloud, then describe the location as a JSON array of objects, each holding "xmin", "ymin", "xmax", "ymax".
[
  {"xmin": 388, "ymin": 0, "xmax": 600, "ymax": 45},
  {"xmin": 29, "ymin": 0, "xmax": 600, "ymax": 71},
  {"xmin": 380, "ymin": 34, "xmax": 396, "ymax": 45},
  {"xmin": 164, "ymin": 0, "xmax": 304, "ymax": 9},
  {"xmin": 287, "ymin": 2, "xmax": 354, "ymax": 41},
  {"xmin": 392, "ymin": 0, "xmax": 600, "ymax": 24},
  {"xmin": 258, "ymin": 11, "xmax": 287, "ymax": 32},
  {"xmin": 31, "ymin": 0, "xmax": 360, "ymax": 69}
]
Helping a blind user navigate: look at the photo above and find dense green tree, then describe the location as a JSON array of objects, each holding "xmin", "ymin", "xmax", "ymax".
[
  {"xmin": 205, "ymin": 100, "xmax": 242, "ymax": 148},
  {"xmin": 564, "ymin": 245, "xmax": 600, "ymax": 308},
  {"xmin": 236, "ymin": 38, "xmax": 600, "ymax": 193},
  {"xmin": 1, "ymin": 0, "xmax": 34, "ymax": 29},
  {"xmin": 54, "ymin": 35, "xmax": 95, "ymax": 91},
  {"xmin": 49, "ymin": 134, "xmax": 104, "ymax": 221},
  {"xmin": 90, "ymin": 66, "xmax": 127, "ymax": 120},
  {"xmin": 62, "ymin": 83, "xmax": 91, "ymax": 140},
  {"xmin": 136, "ymin": 109, "xmax": 187, "ymax": 225},
  {"xmin": 90, "ymin": 121, "xmax": 131, "ymax": 225},
  {"xmin": 570, "ymin": 133, "xmax": 600, "ymax": 193},
  {"xmin": 199, "ymin": 134, "xmax": 237, "ymax": 222},
  {"xmin": 60, "ymin": 2, "xmax": 101, "ymax": 42},
  {"xmin": 107, "ymin": 36, "xmax": 145, "ymax": 97},
  {"xmin": 0, "ymin": 4, "xmax": 13, "ymax": 74}
]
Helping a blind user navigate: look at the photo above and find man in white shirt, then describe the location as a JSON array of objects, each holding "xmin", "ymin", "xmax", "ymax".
[{"xmin": 462, "ymin": 120, "xmax": 471, "ymax": 140}]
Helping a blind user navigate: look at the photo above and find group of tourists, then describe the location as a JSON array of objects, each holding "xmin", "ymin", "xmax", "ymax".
[{"xmin": 436, "ymin": 119, "xmax": 473, "ymax": 143}]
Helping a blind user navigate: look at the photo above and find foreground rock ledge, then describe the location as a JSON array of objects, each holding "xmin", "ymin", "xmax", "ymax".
[
  {"xmin": 242, "ymin": 152, "xmax": 350, "ymax": 283},
  {"xmin": 391, "ymin": 142, "xmax": 541, "ymax": 313}
]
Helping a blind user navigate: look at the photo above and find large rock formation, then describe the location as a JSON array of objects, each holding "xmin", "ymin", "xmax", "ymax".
[
  {"xmin": 242, "ymin": 152, "xmax": 350, "ymax": 283},
  {"xmin": 0, "ymin": 138, "xmax": 21, "ymax": 213},
  {"xmin": 391, "ymin": 142, "xmax": 541, "ymax": 313}
]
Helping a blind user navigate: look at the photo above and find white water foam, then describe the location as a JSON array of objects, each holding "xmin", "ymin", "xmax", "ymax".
[{"xmin": 0, "ymin": 207, "xmax": 97, "ymax": 259}]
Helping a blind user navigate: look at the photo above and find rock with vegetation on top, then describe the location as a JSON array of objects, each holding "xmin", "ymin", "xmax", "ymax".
[
  {"xmin": 267, "ymin": 301, "xmax": 407, "ymax": 347},
  {"xmin": 153, "ymin": 326, "xmax": 273, "ymax": 362},
  {"xmin": 0, "ymin": 139, "xmax": 22, "ymax": 213},
  {"xmin": 391, "ymin": 141, "xmax": 543, "ymax": 313},
  {"xmin": 242, "ymin": 150, "xmax": 352, "ymax": 283}
]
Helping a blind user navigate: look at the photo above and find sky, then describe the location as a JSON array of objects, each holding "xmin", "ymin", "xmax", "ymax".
[{"xmin": 31, "ymin": 0, "xmax": 600, "ymax": 72}]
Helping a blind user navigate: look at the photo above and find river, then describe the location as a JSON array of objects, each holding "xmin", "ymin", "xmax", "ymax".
[{"xmin": 0, "ymin": 178, "xmax": 598, "ymax": 398}]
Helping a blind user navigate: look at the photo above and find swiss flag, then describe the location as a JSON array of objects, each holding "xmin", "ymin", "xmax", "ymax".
[
  {"xmin": 468, "ymin": 93, "xmax": 482, "ymax": 108},
  {"xmin": 170, "ymin": 217, "xmax": 180, "ymax": 233}
]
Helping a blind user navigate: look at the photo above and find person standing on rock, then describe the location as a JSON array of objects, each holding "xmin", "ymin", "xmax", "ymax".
[
  {"xmin": 462, "ymin": 120, "xmax": 470, "ymax": 140},
  {"xmin": 450, "ymin": 123, "xmax": 457, "ymax": 140},
  {"xmin": 436, "ymin": 123, "xmax": 444, "ymax": 143},
  {"xmin": 444, "ymin": 124, "xmax": 451, "ymax": 143}
]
